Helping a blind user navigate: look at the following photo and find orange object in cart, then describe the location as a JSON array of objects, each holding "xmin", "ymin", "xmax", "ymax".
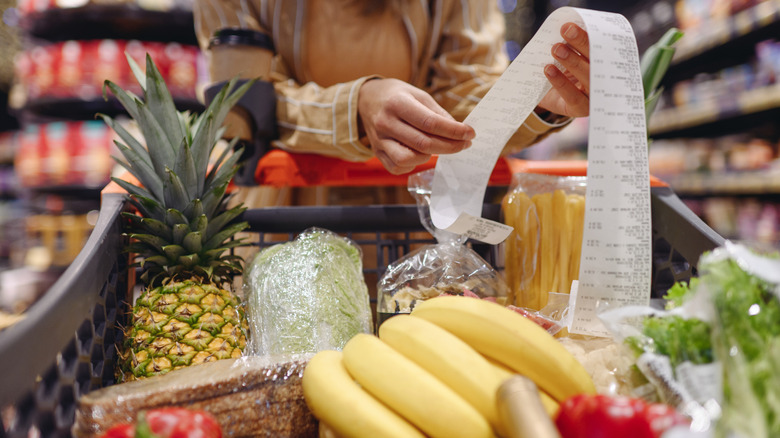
[
  {"xmin": 251, "ymin": 150, "xmax": 670, "ymax": 188},
  {"xmin": 253, "ymin": 150, "xmax": 515, "ymax": 187}
]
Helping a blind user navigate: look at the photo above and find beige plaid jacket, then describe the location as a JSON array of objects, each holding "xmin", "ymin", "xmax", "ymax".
[{"xmin": 194, "ymin": 0, "xmax": 570, "ymax": 162}]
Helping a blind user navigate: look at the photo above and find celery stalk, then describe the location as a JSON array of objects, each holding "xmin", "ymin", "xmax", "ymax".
[{"xmin": 640, "ymin": 28, "xmax": 684, "ymax": 125}]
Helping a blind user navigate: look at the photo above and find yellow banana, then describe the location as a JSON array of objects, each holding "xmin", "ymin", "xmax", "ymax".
[
  {"xmin": 411, "ymin": 296, "xmax": 596, "ymax": 402},
  {"xmin": 302, "ymin": 349, "xmax": 424, "ymax": 438},
  {"xmin": 342, "ymin": 333, "xmax": 494, "ymax": 438},
  {"xmin": 379, "ymin": 314, "xmax": 505, "ymax": 432}
]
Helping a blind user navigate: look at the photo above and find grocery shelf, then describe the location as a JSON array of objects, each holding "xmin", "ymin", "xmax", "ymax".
[
  {"xmin": 664, "ymin": 0, "xmax": 780, "ymax": 82},
  {"xmin": 19, "ymin": 5, "xmax": 197, "ymax": 45},
  {"xmin": 665, "ymin": 170, "xmax": 780, "ymax": 197},
  {"xmin": 647, "ymin": 83, "xmax": 780, "ymax": 137},
  {"xmin": 16, "ymin": 97, "xmax": 205, "ymax": 123}
]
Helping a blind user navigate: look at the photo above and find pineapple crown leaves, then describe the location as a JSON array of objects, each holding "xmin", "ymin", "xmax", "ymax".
[
  {"xmin": 102, "ymin": 53, "xmax": 255, "ymax": 222},
  {"xmin": 101, "ymin": 53, "xmax": 256, "ymax": 287}
]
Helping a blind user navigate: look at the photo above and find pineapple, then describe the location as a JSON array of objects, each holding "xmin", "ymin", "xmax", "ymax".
[{"xmin": 101, "ymin": 54, "xmax": 254, "ymax": 381}]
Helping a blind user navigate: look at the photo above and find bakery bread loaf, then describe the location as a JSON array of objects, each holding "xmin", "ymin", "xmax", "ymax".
[{"xmin": 73, "ymin": 357, "xmax": 318, "ymax": 437}]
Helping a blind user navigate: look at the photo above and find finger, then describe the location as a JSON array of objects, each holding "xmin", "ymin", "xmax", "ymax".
[
  {"xmin": 413, "ymin": 90, "xmax": 457, "ymax": 119},
  {"xmin": 551, "ymin": 43, "xmax": 590, "ymax": 93},
  {"xmin": 544, "ymin": 65, "xmax": 589, "ymax": 117},
  {"xmin": 388, "ymin": 119, "xmax": 472, "ymax": 155},
  {"xmin": 561, "ymin": 23, "xmax": 589, "ymax": 59},
  {"xmin": 374, "ymin": 141, "xmax": 429, "ymax": 175},
  {"xmin": 398, "ymin": 98, "xmax": 475, "ymax": 141}
]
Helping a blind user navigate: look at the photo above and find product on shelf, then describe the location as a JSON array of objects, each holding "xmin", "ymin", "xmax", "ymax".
[
  {"xmin": 15, "ymin": 0, "xmax": 192, "ymax": 16},
  {"xmin": 0, "ymin": 131, "xmax": 16, "ymax": 165},
  {"xmin": 13, "ymin": 120, "xmax": 117, "ymax": 189},
  {"xmin": 13, "ymin": 39, "xmax": 204, "ymax": 106},
  {"xmin": 24, "ymin": 213, "xmax": 95, "ymax": 268},
  {"xmin": 649, "ymin": 134, "xmax": 777, "ymax": 178}
]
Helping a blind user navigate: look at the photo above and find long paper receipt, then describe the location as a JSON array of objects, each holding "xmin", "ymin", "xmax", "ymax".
[{"xmin": 431, "ymin": 7, "xmax": 652, "ymax": 337}]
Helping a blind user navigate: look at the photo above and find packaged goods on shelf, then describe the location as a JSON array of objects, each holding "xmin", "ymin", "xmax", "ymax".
[
  {"xmin": 13, "ymin": 120, "xmax": 117, "ymax": 189},
  {"xmin": 12, "ymin": 39, "xmax": 204, "ymax": 107},
  {"xmin": 649, "ymin": 135, "xmax": 777, "ymax": 178},
  {"xmin": 15, "ymin": 0, "xmax": 192, "ymax": 16}
]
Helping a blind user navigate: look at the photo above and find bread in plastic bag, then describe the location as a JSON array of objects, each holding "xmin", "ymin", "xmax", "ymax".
[
  {"xmin": 244, "ymin": 227, "xmax": 372, "ymax": 357},
  {"xmin": 502, "ymin": 172, "xmax": 586, "ymax": 310},
  {"xmin": 74, "ymin": 356, "xmax": 317, "ymax": 437},
  {"xmin": 376, "ymin": 170, "xmax": 509, "ymax": 318}
]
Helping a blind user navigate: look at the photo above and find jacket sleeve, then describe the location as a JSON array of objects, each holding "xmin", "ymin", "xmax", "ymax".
[
  {"xmin": 194, "ymin": 0, "xmax": 374, "ymax": 162},
  {"xmin": 429, "ymin": 0, "xmax": 571, "ymax": 156}
]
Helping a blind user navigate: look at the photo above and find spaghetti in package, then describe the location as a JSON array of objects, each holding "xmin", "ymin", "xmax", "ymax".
[
  {"xmin": 376, "ymin": 170, "xmax": 509, "ymax": 318},
  {"xmin": 501, "ymin": 172, "xmax": 586, "ymax": 311}
]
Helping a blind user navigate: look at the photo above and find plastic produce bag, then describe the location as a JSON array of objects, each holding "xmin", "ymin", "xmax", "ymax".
[
  {"xmin": 244, "ymin": 228, "xmax": 372, "ymax": 357},
  {"xmin": 600, "ymin": 241, "xmax": 780, "ymax": 438},
  {"xmin": 377, "ymin": 170, "xmax": 509, "ymax": 320},
  {"xmin": 502, "ymin": 172, "xmax": 586, "ymax": 310}
]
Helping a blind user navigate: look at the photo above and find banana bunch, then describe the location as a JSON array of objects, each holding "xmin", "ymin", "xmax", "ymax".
[{"xmin": 302, "ymin": 296, "xmax": 596, "ymax": 438}]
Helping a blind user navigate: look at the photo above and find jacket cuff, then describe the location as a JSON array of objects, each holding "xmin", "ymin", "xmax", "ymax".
[
  {"xmin": 330, "ymin": 75, "xmax": 382, "ymax": 161},
  {"xmin": 528, "ymin": 111, "xmax": 573, "ymax": 130}
]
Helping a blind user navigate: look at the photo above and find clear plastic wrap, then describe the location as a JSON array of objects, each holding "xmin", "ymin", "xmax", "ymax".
[
  {"xmin": 243, "ymin": 228, "xmax": 372, "ymax": 357},
  {"xmin": 599, "ymin": 241, "xmax": 780, "ymax": 438},
  {"xmin": 502, "ymin": 173, "xmax": 586, "ymax": 310},
  {"xmin": 376, "ymin": 170, "xmax": 509, "ymax": 322}
]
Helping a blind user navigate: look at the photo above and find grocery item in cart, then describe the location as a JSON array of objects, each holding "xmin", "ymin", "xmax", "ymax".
[
  {"xmin": 502, "ymin": 172, "xmax": 586, "ymax": 311},
  {"xmin": 377, "ymin": 169, "xmax": 509, "ymax": 325},
  {"xmin": 601, "ymin": 241, "xmax": 780, "ymax": 438},
  {"xmin": 97, "ymin": 407, "xmax": 222, "ymax": 438},
  {"xmin": 74, "ymin": 357, "xmax": 316, "ymax": 438},
  {"xmin": 102, "ymin": 54, "xmax": 253, "ymax": 381},
  {"xmin": 244, "ymin": 228, "xmax": 372, "ymax": 357}
]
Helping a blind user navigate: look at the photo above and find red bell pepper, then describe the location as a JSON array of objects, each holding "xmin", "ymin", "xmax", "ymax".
[
  {"xmin": 555, "ymin": 394, "xmax": 689, "ymax": 438},
  {"xmin": 100, "ymin": 407, "xmax": 222, "ymax": 438}
]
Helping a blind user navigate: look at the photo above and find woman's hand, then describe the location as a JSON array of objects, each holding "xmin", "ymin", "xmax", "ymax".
[
  {"xmin": 358, "ymin": 78, "xmax": 475, "ymax": 175},
  {"xmin": 538, "ymin": 22, "xmax": 591, "ymax": 118}
]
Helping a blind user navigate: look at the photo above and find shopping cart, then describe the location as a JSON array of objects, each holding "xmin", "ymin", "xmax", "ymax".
[{"xmin": 0, "ymin": 157, "xmax": 724, "ymax": 437}]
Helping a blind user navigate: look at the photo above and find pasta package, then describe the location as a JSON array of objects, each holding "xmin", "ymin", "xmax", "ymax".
[
  {"xmin": 502, "ymin": 173, "xmax": 586, "ymax": 310},
  {"xmin": 377, "ymin": 170, "xmax": 509, "ymax": 323}
]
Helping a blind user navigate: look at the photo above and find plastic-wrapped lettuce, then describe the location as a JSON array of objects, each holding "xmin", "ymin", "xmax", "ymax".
[
  {"xmin": 244, "ymin": 228, "xmax": 372, "ymax": 357},
  {"xmin": 601, "ymin": 241, "xmax": 780, "ymax": 438}
]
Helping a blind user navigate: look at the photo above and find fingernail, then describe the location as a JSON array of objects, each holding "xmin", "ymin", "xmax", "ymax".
[
  {"xmin": 564, "ymin": 24, "xmax": 578, "ymax": 40},
  {"xmin": 544, "ymin": 65, "xmax": 559, "ymax": 78},
  {"xmin": 554, "ymin": 44, "xmax": 569, "ymax": 59}
]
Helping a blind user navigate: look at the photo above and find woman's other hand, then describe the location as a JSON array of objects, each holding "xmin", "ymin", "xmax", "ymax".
[
  {"xmin": 358, "ymin": 78, "xmax": 475, "ymax": 175},
  {"xmin": 538, "ymin": 22, "xmax": 590, "ymax": 118}
]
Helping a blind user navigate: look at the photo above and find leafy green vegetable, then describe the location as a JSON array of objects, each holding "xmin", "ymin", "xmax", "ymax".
[
  {"xmin": 697, "ymin": 253, "xmax": 780, "ymax": 438},
  {"xmin": 626, "ymin": 315, "xmax": 713, "ymax": 368},
  {"xmin": 662, "ymin": 277, "xmax": 698, "ymax": 309},
  {"xmin": 629, "ymin": 248, "xmax": 780, "ymax": 438},
  {"xmin": 244, "ymin": 228, "xmax": 372, "ymax": 357}
]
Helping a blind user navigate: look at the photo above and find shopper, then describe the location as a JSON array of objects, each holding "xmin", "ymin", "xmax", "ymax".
[{"xmin": 193, "ymin": 0, "xmax": 590, "ymax": 176}]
